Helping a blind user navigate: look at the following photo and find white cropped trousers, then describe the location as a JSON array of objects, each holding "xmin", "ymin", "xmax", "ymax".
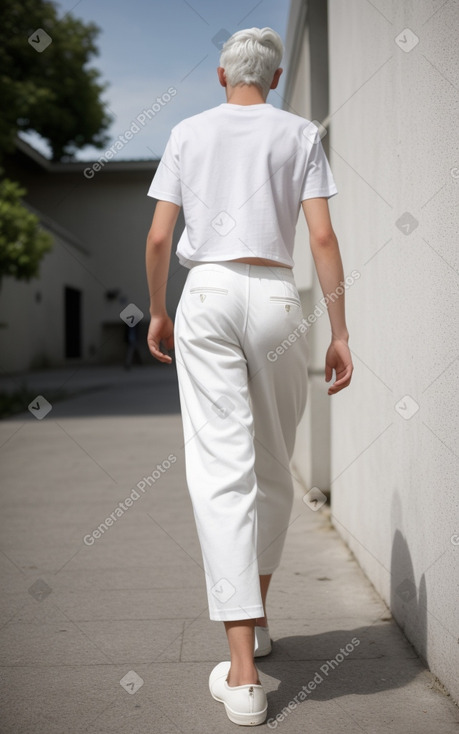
[{"xmin": 174, "ymin": 262, "xmax": 309, "ymax": 621}]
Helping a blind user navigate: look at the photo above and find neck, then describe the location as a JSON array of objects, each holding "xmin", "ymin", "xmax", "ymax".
[{"xmin": 225, "ymin": 84, "xmax": 267, "ymax": 106}]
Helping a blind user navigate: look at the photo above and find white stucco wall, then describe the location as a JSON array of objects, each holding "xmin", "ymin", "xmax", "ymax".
[
  {"xmin": 327, "ymin": 0, "xmax": 459, "ymax": 702},
  {"xmin": 288, "ymin": 12, "xmax": 336, "ymax": 493},
  {"xmin": 0, "ymin": 228, "xmax": 100, "ymax": 372}
]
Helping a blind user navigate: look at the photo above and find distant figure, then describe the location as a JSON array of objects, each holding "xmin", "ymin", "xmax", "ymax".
[{"xmin": 124, "ymin": 323, "xmax": 142, "ymax": 369}]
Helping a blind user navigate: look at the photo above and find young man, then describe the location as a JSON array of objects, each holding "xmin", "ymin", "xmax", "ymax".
[{"xmin": 146, "ymin": 27, "xmax": 353, "ymax": 727}]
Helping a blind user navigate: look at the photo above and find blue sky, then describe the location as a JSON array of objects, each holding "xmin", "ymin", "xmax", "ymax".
[{"xmin": 22, "ymin": 0, "xmax": 291, "ymax": 161}]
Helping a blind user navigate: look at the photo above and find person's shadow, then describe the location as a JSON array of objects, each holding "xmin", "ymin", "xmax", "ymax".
[
  {"xmin": 257, "ymin": 622, "xmax": 419, "ymax": 716},
  {"xmin": 258, "ymin": 491, "xmax": 427, "ymax": 717}
]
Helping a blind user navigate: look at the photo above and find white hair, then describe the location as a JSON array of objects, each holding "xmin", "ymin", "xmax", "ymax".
[{"xmin": 219, "ymin": 27, "xmax": 283, "ymax": 98}]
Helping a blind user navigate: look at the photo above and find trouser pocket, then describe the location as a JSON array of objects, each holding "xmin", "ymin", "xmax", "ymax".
[
  {"xmin": 268, "ymin": 295, "xmax": 302, "ymax": 312},
  {"xmin": 189, "ymin": 287, "xmax": 229, "ymax": 295}
]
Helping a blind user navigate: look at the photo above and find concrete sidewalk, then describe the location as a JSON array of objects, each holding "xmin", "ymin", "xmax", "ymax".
[{"xmin": 0, "ymin": 367, "xmax": 457, "ymax": 733}]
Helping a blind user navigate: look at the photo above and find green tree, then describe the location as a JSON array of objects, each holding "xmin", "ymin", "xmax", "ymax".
[
  {"xmin": 0, "ymin": 0, "xmax": 112, "ymax": 281},
  {"xmin": 0, "ymin": 178, "xmax": 53, "ymax": 282},
  {"xmin": 0, "ymin": 0, "xmax": 112, "ymax": 160}
]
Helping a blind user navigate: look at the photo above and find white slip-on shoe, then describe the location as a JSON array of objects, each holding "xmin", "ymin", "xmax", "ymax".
[
  {"xmin": 254, "ymin": 626, "xmax": 272, "ymax": 657},
  {"xmin": 209, "ymin": 661, "xmax": 267, "ymax": 726}
]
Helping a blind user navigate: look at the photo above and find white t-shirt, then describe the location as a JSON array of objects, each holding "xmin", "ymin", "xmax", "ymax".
[{"xmin": 147, "ymin": 102, "xmax": 337, "ymax": 268}]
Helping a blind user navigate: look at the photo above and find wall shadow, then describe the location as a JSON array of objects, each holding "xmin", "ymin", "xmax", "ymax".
[{"xmin": 390, "ymin": 491, "xmax": 428, "ymax": 666}]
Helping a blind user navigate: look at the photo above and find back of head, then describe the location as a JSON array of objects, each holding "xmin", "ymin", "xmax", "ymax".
[{"xmin": 219, "ymin": 27, "xmax": 283, "ymax": 99}]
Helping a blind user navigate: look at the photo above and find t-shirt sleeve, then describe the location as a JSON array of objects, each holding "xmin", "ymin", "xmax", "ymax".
[
  {"xmin": 147, "ymin": 129, "xmax": 182, "ymax": 206},
  {"xmin": 300, "ymin": 128, "xmax": 338, "ymax": 201}
]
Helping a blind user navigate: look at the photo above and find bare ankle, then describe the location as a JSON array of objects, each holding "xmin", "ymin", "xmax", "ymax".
[{"xmin": 227, "ymin": 665, "xmax": 260, "ymax": 687}]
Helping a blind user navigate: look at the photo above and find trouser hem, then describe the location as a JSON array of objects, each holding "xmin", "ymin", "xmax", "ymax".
[
  {"xmin": 258, "ymin": 567, "xmax": 278, "ymax": 575},
  {"xmin": 209, "ymin": 604, "xmax": 265, "ymax": 622}
]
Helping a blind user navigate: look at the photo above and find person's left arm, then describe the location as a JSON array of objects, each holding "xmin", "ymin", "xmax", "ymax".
[{"xmin": 145, "ymin": 200, "xmax": 181, "ymax": 363}]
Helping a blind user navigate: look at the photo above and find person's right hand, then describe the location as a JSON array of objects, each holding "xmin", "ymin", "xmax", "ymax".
[
  {"xmin": 325, "ymin": 339, "xmax": 353, "ymax": 395},
  {"xmin": 147, "ymin": 313, "xmax": 174, "ymax": 364}
]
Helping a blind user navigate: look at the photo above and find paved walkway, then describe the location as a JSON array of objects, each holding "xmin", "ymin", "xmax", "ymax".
[{"xmin": 0, "ymin": 366, "xmax": 458, "ymax": 733}]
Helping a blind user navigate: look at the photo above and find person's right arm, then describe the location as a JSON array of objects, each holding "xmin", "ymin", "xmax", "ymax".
[{"xmin": 302, "ymin": 197, "xmax": 353, "ymax": 395}]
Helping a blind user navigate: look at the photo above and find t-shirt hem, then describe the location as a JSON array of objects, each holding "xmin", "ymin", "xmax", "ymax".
[
  {"xmin": 301, "ymin": 187, "xmax": 338, "ymax": 201},
  {"xmin": 177, "ymin": 252, "xmax": 294, "ymax": 269}
]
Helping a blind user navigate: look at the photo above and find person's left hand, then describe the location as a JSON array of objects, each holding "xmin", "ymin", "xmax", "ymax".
[{"xmin": 147, "ymin": 314, "xmax": 174, "ymax": 363}]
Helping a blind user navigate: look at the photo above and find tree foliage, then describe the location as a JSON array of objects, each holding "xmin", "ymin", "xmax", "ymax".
[
  {"xmin": 0, "ymin": 178, "xmax": 53, "ymax": 281},
  {"xmin": 0, "ymin": 0, "xmax": 112, "ymax": 281},
  {"xmin": 0, "ymin": 0, "xmax": 112, "ymax": 161}
]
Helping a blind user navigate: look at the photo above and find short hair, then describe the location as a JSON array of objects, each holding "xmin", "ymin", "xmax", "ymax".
[{"xmin": 219, "ymin": 27, "xmax": 283, "ymax": 99}]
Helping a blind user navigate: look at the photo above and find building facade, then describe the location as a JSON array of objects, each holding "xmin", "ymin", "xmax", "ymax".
[{"xmin": 1, "ymin": 139, "xmax": 187, "ymax": 372}]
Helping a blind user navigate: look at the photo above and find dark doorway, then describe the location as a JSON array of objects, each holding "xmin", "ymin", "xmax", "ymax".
[{"xmin": 64, "ymin": 286, "xmax": 82, "ymax": 359}]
